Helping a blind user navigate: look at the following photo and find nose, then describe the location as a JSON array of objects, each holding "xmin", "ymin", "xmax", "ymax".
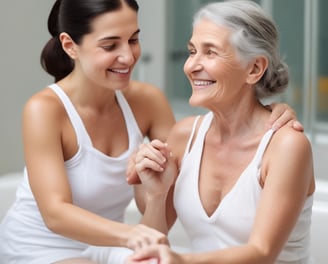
[
  {"xmin": 184, "ymin": 55, "xmax": 203, "ymax": 75},
  {"xmin": 117, "ymin": 44, "xmax": 138, "ymax": 65}
]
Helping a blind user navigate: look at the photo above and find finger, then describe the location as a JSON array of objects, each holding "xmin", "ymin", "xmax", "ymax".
[
  {"xmin": 139, "ymin": 226, "xmax": 169, "ymax": 247},
  {"xmin": 150, "ymin": 140, "xmax": 172, "ymax": 160},
  {"xmin": 135, "ymin": 157, "xmax": 165, "ymax": 173},
  {"xmin": 126, "ymin": 152, "xmax": 142, "ymax": 185},
  {"xmin": 292, "ymin": 120, "xmax": 304, "ymax": 131},
  {"xmin": 266, "ymin": 102, "xmax": 285, "ymax": 127},
  {"xmin": 136, "ymin": 144, "xmax": 167, "ymax": 165},
  {"xmin": 270, "ymin": 110, "xmax": 293, "ymax": 130},
  {"xmin": 131, "ymin": 246, "xmax": 161, "ymax": 261}
]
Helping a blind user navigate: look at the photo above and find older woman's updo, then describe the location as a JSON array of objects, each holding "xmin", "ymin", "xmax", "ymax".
[{"xmin": 193, "ymin": 0, "xmax": 289, "ymax": 98}]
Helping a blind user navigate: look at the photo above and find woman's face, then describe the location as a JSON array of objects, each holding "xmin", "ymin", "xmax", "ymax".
[
  {"xmin": 184, "ymin": 19, "xmax": 251, "ymax": 108},
  {"xmin": 74, "ymin": 4, "xmax": 141, "ymax": 90}
]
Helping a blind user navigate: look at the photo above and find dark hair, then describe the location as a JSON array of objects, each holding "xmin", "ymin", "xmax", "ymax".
[{"xmin": 40, "ymin": 0, "xmax": 139, "ymax": 82}]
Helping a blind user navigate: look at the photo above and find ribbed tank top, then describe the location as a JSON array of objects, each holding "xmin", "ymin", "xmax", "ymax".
[{"xmin": 174, "ymin": 111, "xmax": 313, "ymax": 263}]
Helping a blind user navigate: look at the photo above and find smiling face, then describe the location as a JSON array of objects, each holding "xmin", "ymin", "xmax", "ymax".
[
  {"xmin": 184, "ymin": 19, "xmax": 252, "ymax": 109},
  {"xmin": 70, "ymin": 3, "xmax": 141, "ymax": 90}
]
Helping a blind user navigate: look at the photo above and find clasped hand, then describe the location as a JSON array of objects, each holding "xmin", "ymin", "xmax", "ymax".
[{"xmin": 135, "ymin": 140, "xmax": 177, "ymax": 197}]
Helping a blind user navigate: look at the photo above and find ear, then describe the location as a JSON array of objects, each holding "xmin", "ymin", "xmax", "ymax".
[
  {"xmin": 59, "ymin": 32, "xmax": 78, "ymax": 59},
  {"xmin": 246, "ymin": 56, "xmax": 268, "ymax": 84}
]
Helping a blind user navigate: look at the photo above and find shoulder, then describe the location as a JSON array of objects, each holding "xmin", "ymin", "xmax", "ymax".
[
  {"xmin": 169, "ymin": 115, "xmax": 201, "ymax": 138},
  {"xmin": 122, "ymin": 80, "xmax": 173, "ymax": 118},
  {"xmin": 23, "ymin": 87, "xmax": 66, "ymax": 132},
  {"xmin": 262, "ymin": 126, "xmax": 313, "ymax": 184},
  {"xmin": 270, "ymin": 126, "xmax": 312, "ymax": 154},
  {"xmin": 167, "ymin": 115, "xmax": 204, "ymax": 160},
  {"xmin": 124, "ymin": 80, "xmax": 168, "ymax": 101},
  {"xmin": 122, "ymin": 80, "xmax": 175, "ymax": 140}
]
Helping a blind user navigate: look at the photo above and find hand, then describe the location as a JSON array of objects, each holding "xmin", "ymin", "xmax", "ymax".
[
  {"xmin": 135, "ymin": 140, "xmax": 177, "ymax": 197},
  {"xmin": 125, "ymin": 245, "xmax": 183, "ymax": 264},
  {"xmin": 125, "ymin": 257, "xmax": 159, "ymax": 264},
  {"xmin": 126, "ymin": 224, "xmax": 169, "ymax": 251},
  {"xmin": 126, "ymin": 151, "xmax": 142, "ymax": 185},
  {"xmin": 266, "ymin": 102, "xmax": 303, "ymax": 131}
]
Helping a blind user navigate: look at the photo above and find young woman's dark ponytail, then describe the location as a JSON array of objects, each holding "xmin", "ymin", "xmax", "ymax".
[{"xmin": 40, "ymin": 0, "xmax": 73, "ymax": 82}]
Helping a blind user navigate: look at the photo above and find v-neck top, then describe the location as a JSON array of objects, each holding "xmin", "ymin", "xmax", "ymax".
[
  {"xmin": 173, "ymin": 111, "xmax": 313, "ymax": 263},
  {"xmin": 0, "ymin": 83, "xmax": 143, "ymax": 263}
]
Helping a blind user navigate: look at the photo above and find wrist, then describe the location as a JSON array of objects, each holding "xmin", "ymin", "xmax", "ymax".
[{"xmin": 145, "ymin": 191, "xmax": 168, "ymax": 204}]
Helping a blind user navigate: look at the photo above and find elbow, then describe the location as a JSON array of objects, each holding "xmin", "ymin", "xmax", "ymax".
[
  {"xmin": 248, "ymin": 243, "xmax": 280, "ymax": 264},
  {"xmin": 40, "ymin": 205, "xmax": 67, "ymax": 235},
  {"xmin": 42, "ymin": 213, "xmax": 62, "ymax": 234}
]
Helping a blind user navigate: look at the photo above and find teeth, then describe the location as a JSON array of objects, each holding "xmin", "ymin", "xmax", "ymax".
[
  {"xmin": 110, "ymin": 68, "xmax": 129, "ymax": 74},
  {"xmin": 194, "ymin": 80, "xmax": 213, "ymax": 86}
]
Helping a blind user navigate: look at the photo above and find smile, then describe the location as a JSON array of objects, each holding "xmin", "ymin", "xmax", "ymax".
[
  {"xmin": 109, "ymin": 68, "xmax": 130, "ymax": 74},
  {"xmin": 193, "ymin": 80, "xmax": 215, "ymax": 86}
]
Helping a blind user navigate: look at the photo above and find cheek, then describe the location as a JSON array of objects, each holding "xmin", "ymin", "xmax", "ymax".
[
  {"xmin": 133, "ymin": 45, "xmax": 141, "ymax": 60},
  {"xmin": 183, "ymin": 59, "xmax": 191, "ymax": 76}
]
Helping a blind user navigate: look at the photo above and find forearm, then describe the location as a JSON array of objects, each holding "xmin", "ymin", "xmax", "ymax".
[
  {"xmin": 140, "ymin": 193, "xmax": 169, "ymax": 235},
  {"xmin": 181, "ymin": 244, "xmax": 275, "ymax": 264},
  {"xmin": 44, "ymin": 202, "xmax": 130, "ymax": 247}
]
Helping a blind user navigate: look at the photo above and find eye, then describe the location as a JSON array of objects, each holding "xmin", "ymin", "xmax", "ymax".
[
  {"xmin": 129, "ymin": 38, "xmax": 139, "ymax": 45},
  {"xmin": 188, "ymin": 48, "xmax": 196, "ymax": 56},
  {"xmin": 101, "ymin": 44, "xmax": 116, "ymax": 51},
  {"xmin": 207, "ymin": 50, "xmax": 217, "ymax": 56}
]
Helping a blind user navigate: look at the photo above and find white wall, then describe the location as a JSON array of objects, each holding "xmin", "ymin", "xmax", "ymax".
[
  {"xmin": 136, "ymin": 0, "xmax": 166, "ymax": 89},
  {"xmin": 0, "ymin": 0, "xmax": 166, "ymax": 175},
  {"xmin": 0, "ymin": 0, "xmax": 53, "ymax": 174}
]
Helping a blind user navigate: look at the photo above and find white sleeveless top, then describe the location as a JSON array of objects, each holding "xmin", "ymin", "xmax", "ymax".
[
  {"xmin": 174, "ymin": 112, "xmax": 313, "ymax": 263},
  {"xmin": 0, "ymin": 84, "xmax": 143, "ymax": 264}
]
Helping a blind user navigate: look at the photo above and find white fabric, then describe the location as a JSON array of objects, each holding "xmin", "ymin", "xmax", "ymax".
[
  {"xmin": 174, "ymin": 111, "xmax": 313, "ymax": 264},
  {"xmin": 0, "ymin": 84, "xmax": 143, "ymax": 264},
  {"xmin": 82, "ymin": 246, "xmax": 133, "ymax": 264}
]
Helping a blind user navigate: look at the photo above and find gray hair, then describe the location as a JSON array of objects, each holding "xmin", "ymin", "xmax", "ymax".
[{"xmin": 193, "ymin": 0, "xmax": 289, "ymax": 98}]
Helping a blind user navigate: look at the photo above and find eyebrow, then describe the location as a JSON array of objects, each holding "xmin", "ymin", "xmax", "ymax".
[
  {"xmin": 98, "ymin": 29, "xmax": 140, "ymax": 42},
  {"xmin": 188, "ymin": 40, "xmax": 224, "ymax": 51}
]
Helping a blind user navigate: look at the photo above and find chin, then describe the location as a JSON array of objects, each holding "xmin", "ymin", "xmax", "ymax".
[{"xmin": 189, "ymin": 95, "xmax": 204, "ymax": 108}]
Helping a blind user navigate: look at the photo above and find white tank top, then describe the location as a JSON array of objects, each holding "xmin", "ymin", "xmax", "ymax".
[
  {"xmin": 174, "ymin": 112, "xmax": 313, "ymax": 264},
  {"xmin": 0, "ymin": 84, "xmax": 143, "ymax": 263}
]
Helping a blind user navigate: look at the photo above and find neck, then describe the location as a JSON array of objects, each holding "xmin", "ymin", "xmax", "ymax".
[{"xmin": 209, "ymin": 98, "xmax": 270, "ymax": 143}]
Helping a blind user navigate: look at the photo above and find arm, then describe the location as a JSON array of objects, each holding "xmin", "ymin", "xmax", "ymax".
[
  {"xmin": 127, "ymin": 127, "xmax": 315, "ymax": 264},
  {"xmin": 133, "ymin": 117, "xmax": 197, "ymax": 235},
  {"xmin": 124, "ymin": 81, "xmax": 177, "ymax": 232},
  {"xmin": 23, "ymin": 90, "xmax": 166, "ymax": 249},
  {"xmin": 134, "ymin": 140, "xmax": 178, "ymax": 235},
  {"xmin": 126, "ymin": 81, "xmax": 175, "ymax": 184}
]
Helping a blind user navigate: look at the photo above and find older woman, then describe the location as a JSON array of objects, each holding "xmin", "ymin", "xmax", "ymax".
[{"xmin": 129, "ymin": 1, "xmax": 315, "ymax": 264}]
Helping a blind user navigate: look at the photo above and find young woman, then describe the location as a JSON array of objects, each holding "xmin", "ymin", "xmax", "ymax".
[{"xmin": 0, "ymin": 1, "xmax": 174, "ymax": 263}]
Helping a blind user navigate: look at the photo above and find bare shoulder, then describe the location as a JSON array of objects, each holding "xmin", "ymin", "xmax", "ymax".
[
  {"xmin": 169, "ymin": 116, "xmax": 201, "ymax": 138},
  {"xmin": 123, "ymin": 80, "xmax": 175, "ymax": 140},
  {"xmin": 263, "ymin": 126, "xmax": 313, "ymax": 185},
  {"xmin": 124, "ymin": 80, "xmax": 168, "ymax": 102},
  {"xmin": 167, "ymin": 115, "xmax": 203, "ymax": 159},
  {"xmin": 23, "ymin": 87, "xmax": 65, "ymax": 131},
  {"xmin": 270, "ymin": 126, "xmax": 312, "ymax": 154},
  {"xmin": 122, "ymin": 80, "xmax": 173, "ymax": 118}
]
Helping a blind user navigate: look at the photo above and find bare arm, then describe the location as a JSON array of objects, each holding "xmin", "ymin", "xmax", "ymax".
[{"xmin": 126, "ymin": 82, "xmax": 177, "ymax": 232}]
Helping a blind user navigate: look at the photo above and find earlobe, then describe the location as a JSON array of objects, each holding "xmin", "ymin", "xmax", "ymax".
[
  {"xmin": 246, "ymin": 56, "xmax": 268, "ymax": 84},
  {"xmin": 59, "ymin": 32, "xmax": 77, "ymax": 59}
]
